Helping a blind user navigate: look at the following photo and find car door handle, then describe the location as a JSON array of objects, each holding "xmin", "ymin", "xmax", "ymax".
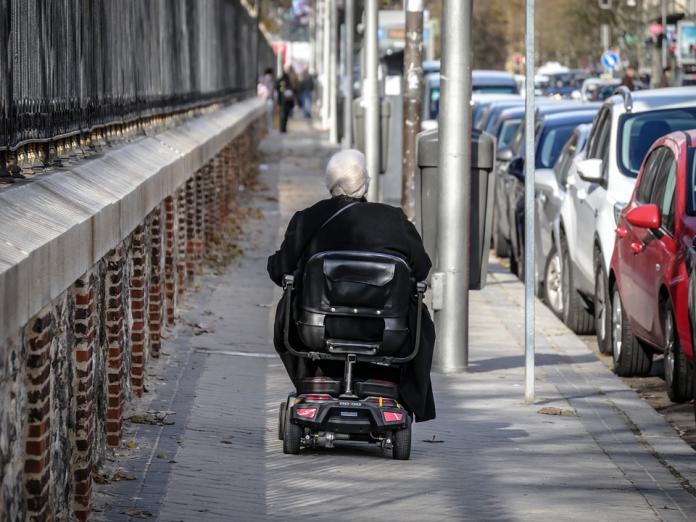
[
  {"xmin": 616, "ymin": 226, "xmax": 627, "ymax": 239},
  {"xmin": 631, "ymin": 242, "xmax": 643, "ymax": 255}
]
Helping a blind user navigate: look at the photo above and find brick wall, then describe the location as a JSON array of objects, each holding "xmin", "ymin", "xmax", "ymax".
[{"xmin": 0, "ymin": 117, "xmax": 266, "ymax": 521}]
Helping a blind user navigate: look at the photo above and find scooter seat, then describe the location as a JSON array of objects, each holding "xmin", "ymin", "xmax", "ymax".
[
  {"xmin": 355, "ymin": 379, "xmax": 398, "ymax": 400},
  {"xmin": 298, "ymin": 376, "xmax": 342, "ymax": 396}
]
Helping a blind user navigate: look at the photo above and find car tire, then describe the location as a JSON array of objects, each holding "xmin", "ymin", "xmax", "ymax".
[
  {"xmin": 391, "ymin": 416, "xmax": 412, "ymax": 461},
  {"xmin": 663, "ymin": 300, "xmax": 692, "ymax": 402},
  {"xmin": 282, "ymin": 409, "xmax": 302, "ymax": 455},
  {"xmin": 594, "ymin": 256, "xmax": 612, "ymax": 354},
  {"xmin": 611, "ymin": 286, "xmax": 652, "ymax": 377},
  {"xmin": 560, "ymin": 235, "xmax": 594, "ymax": 334},
  {"xmin": 544, "ymin": 247, "xmax": 564, "ymax": 319}
]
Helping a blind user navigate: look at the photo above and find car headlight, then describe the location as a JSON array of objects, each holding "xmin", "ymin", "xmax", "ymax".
[{"xmin": 613, "ymin": 202, "xmax": 626, "ymax": 225}]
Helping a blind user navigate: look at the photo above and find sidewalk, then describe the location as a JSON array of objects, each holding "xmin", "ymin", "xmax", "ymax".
[{"xmin": 95, "ymin": 119, "xmax": 696, "ymax": 522}]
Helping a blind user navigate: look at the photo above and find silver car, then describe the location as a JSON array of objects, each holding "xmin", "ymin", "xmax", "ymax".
[{"xmin": 534, "ymin": 124, "xmax": 591, "ymax": 318}]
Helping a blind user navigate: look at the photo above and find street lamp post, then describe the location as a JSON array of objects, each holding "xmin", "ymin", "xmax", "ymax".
[
  {"xmin": 343, "ymin": 0, "xmax": 355, "ymax": 148},
  {"xmin": 365, "ymin": 0, "xmax": 380, "ymax": 201},
  {"xmin": 433, "ymin": 0, "xmax": 473, "ymax": 372}
]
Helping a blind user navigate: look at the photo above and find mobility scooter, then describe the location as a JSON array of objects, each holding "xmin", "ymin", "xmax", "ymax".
[{"xmin": 277, "ymin": 250, "xmax": 426, "ymax": 460}]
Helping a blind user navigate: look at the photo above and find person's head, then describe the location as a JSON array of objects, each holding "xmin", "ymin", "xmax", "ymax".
[
  {"xmin": 663, "ymin": 66, "xmax": 672, "ymax": 78},
  {"xmin": 626, "ymin": 65, "xmax": 636, "ymax": 78},
  {"xmin": 264, "ymin": 67, "xmax": 273, "ymax": 76},
  {"xmin": 325, "ymin": 149, "xmax": 370, "ymax": 198}
]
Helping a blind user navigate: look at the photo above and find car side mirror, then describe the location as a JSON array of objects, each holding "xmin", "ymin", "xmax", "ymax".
[
  {"xmin": 535, "ymin": 168, "xmax": 557, "ymax": 193},
  {"xmin": 496, "ymin": 148, "xmax": 513, "ymax": 162},
  {"xmin": 508, "ymin": 157, "xmax": 525, "ymax": 180},
  {"xmin": 625, "ymin": 204, "xmax": 661, "ymax": 230},
  {"xmin": 577, "ymin": 158, "xmax": 604, "ymax": 183}
]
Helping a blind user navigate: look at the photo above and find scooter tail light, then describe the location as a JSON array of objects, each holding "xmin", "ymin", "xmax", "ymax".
[
  {"xmin": 296, "ymin": 407, "xmax": 317, "ymax": 419},
  {"xmin": 365, "ymin": 396, "xmax": 396, "ymax": 407},
  {"xmin": 382, "ymin": 411, "xmax": 404, "ymax": 422},
  {"xmin": 300, "ymin": 394, "xmax": 332, "ymax": 401}
]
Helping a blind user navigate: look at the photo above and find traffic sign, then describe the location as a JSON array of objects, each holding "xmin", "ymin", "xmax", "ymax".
[{"xmin": 601, "ymin": 50, "xmax": 620, "ymax": 70}]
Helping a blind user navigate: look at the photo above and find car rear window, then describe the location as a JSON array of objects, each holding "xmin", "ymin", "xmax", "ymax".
[
  {"xmin": 536, "ymin": 124, "xmax": 577, "ymax": 169},
  {"xmin": 497, "ymin": 119, "xmax": 521, "ymax": 151},
  {"xmin": 618, "ymin": 107, "xmax": 696, "ymax": 178}
]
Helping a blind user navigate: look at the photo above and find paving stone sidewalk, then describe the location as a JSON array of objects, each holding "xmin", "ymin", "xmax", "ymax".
[{"xmin": 95, "ymin": 119, "xmax": 696, "ymax": 522}]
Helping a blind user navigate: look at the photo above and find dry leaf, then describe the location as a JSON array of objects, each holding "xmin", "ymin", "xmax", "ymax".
[{"xmin": 537, "ymin": 406, "xmax": 576, "ymax": 417}]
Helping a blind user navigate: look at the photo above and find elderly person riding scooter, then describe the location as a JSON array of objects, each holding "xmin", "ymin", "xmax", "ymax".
[{"xmin": 268, "ymin": 149, "xmax": 436, "ymax": 422}]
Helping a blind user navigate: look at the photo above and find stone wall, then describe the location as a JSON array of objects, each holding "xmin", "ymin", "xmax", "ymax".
[{"xmin": 0, "ymin": 106, "xmax": 266, "ymax": 521}]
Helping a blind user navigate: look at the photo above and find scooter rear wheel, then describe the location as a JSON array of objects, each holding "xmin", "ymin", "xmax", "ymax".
[
  {"xmin": 283, "ymin": 409, "xmax": 302, "ymax": 455},
  {"xmin": 392, "ymin": 416, "xmax": 412, "ymax": 460},
  {"xmin": 277, "ymin": 402, "xmax": 287, "ymax": 441}
]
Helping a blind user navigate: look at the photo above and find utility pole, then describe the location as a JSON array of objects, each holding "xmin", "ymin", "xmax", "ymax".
[
  {"xmin": 329, "ymin": 0, "xmax": 339, "ymax": 143},
  {"xmin": 322, "ymin": 0, "xmax": 331, "ymax": 128},
  {"xmin": 365, "ymin": 0, "xmax": 380, "ymax": 201},
  {"xmin": 661, "ymin": 0, "xmax": 668, "ymax": 69},
  {"xmin": 523, "ymin": 0, "xmax": 536, "ymax": 404},
  {"xmin": 343, "ymin": 0, "xmax": 355, "ymax": 148},
  {"xmin": 433, "ymin": 0, "xmax": 472, "ymax": 372},
  {"xmin": 401, "ymin": 0, "xmax": 424, "ymax": 221}
]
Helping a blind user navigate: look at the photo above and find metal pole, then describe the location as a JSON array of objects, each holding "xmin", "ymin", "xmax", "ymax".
[
  {"xmin": 433, "ymin": 0, "xmax": 472, "ymax": 372},
  {"xmin": 365, "ymin": 0, "xmax": 380, "ymax": 201},
  {"xmin": 329, "ymin": 1, "xmax": 339, "ymax": 143},
  {"xmin": 661, "ymin": 0, "xmax": 668, "ymax": 69},
  {"xmin": 322, "ymin": 0, "xmax": 331, "ymax": 128},
  {"xmin": 343, "ymin": 0, "xmax": 354, "ymax": 148},
  {"xmin": 309, "ymin": 1, "xmax": 317, "ymax": 74},
  {"xmin": 524, "ymin": 0, "xmax": 536, "ymax": 404},
  {"xmin": 401, "ymin": 0, "xmax": 424, "ymax": 221}
]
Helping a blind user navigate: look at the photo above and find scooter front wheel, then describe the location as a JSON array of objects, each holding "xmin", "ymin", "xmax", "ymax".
[
  {"xmin": 283, "ymin": 411, "xmax": 302, "ymax": 455},
  {"xmin": 277, "ymin": 402, "xmax": 287, "ymax": 441}
]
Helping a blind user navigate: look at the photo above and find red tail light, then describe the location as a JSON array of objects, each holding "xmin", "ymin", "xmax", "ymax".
[
  {"xmin": 300, "ymin": 394, "xmax": 332, "ymax": 401},
  {"xmin": 296, "ymin": 407, "xmax": 317, "ymax": 419},
  {"xmin": 382, "ymin": 411, "xmax": 404, "ymax": 423}
]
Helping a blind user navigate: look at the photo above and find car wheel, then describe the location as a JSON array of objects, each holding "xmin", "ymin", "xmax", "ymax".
[
  {"xmin": 663, "ymin": 300, "xmax": 692, "ymax": 402},
  {"xmin": 560, "ymin": 235, "xmax": 594, "ymax": 334},
  {"xmin": 544, "ymin": 247, "xmax": 563, "ymax": 319},
  {"xmin": 611, "ymin": 286, "xmax": 652, "ymax": 377},
  {"xmin": 594, "ymin": 257, "xmax": 612, "ymax": 354}
]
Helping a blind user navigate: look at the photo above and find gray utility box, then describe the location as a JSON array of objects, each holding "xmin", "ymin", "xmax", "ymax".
[
  {"xmin": 352, "ymin": 97, "xmax": 391, "ymax": 173},
  {"xmin": 415, "ymin": 128, "xmax": 496, "ymax": 290}
]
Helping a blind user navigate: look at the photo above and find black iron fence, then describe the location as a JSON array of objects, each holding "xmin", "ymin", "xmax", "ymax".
[{"xmin": 0, "ymin": 0, "xmax": 275, "ymax": 158}]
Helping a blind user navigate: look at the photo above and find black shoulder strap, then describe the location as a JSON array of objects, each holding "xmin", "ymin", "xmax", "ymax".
[{"xmin": 299, "ymin": 201, "xmax": 360, "ymax": 261}]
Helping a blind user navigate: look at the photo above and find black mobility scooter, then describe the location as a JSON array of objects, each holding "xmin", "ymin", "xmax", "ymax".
[{"xmin": 278, "ymin": 250, "xmax": 426, "ymax": 460}]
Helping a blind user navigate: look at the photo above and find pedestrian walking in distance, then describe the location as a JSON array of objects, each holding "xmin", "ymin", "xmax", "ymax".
[
  {"xmin": 299, "ymin": 70, "xmax": 315, "ymax": 119},
  {"xmin": 257, "ymin": 67, "xmax": 275, "ymax": 130},
  {"xmin": 276, "ymin": 67, "xmax": 295, "ymax": 133},
  {"xmin": 620, "ymin": 65, "xmax": 637, "ymax": 91}
]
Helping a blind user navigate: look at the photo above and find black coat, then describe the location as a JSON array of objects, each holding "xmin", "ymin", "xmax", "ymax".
[{"xmin": 267, "ymin": 195, "xmax": 436, "ymax": 422}]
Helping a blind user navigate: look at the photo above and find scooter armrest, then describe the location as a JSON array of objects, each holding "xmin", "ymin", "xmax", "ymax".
[
  {"xmin": 283, "ymin": 274, "xmax": 295, "ymax": 289},
  {"xmin": 416, "ymin": 281, "xmax": 427, "ymax": 294}
]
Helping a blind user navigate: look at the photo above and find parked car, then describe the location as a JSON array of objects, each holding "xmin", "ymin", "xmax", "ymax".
[
  {"xmin": 558, "ymin": 87, "xmax": 696, "ymax": 348},
  {"xmin": 534, "ymin": 124, "xmax": 592, "ymax": 318},
  {"xmin": 493, "ymin": 102, "xmax": 599, "ymax": 264},
  {"xmin": 422, "ymin": 70, "xmax": 520, "ymax": 126},
  {"xmin": 507, "ymin": 110, "xmax": 599, "ymax": 277},
  {"xmin": 472, "ymin": 93, "xmax": 522, "ymax": 130},
  {"xmin": 610, "ymin": 130, "xmax": 696, "ymax": 402},
  {"xmin": 581, "ymin": 78, "xmax": 620, "ymax": 102}
]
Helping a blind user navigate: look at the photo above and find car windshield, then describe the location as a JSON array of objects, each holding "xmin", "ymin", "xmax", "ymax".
[
  {"xmin": 536, "ymin": 124, "xmax": 577, "ymax": 169},
  {"xmin": 619, "ymin": 107, "xmax": 696, "ymax": 177},
  {"xmin": 428, "ymin": 87, "xmax": 440, "ymax": 119},
  {"xmin": 497, "ymin": 119, "xmax": 521, "ymax": 151},
  {"xmin": 473, "ymin": 85, "xmax": 518, "ymax": 94}
]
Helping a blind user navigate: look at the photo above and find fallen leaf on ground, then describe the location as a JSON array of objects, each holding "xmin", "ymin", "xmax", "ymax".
[
  {"xmin": 537, "ymin": 406, "xmax": 576, "ymax": 417},
  {"xmin": 93, "ymin": 473, "xmax": 110, "ymax": 484},
  {"xmin": 220, "ymin": 438, "xmax": 233, "ymax": 445},
  {"xmin": 193, "ymin": 323, "xmax": 216, "ymax": 335},
  {"xmin": 156, "ymin": 453, "xmax": 168, "ymax": 460},
  {"xmin": 120, "ymin": 509, "xmax": 152, "ymax": 518},
  {"xmin": 112, "ymin": 472, "xmax": 137, "ymax": 481},
  {"xmin": 423, "ymin": 435, "xmax": 445, "ymax": 443},
  {"xmin": 126, "ymin": 440, "xmax": 138, "ymax": 449}
]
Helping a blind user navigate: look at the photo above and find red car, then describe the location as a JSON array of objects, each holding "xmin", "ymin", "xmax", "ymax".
[{"xmin": 610, "ymin": 129, "xmax": 695, "ymax": 403}]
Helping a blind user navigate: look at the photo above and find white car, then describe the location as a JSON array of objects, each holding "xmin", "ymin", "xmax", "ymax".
[{"xmin": 558, "ymin": 87, "xmax": 696, "ymax": 352}]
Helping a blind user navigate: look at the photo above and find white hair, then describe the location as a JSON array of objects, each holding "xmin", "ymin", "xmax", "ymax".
[{"xmin": 325, "ymin": 149, "xmax": 370, "ymax": 198}]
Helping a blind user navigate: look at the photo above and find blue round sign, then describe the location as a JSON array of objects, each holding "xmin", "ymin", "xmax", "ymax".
[{"xmin": 601, "ymin": 50, "xmax": 620, "ymax": 70}]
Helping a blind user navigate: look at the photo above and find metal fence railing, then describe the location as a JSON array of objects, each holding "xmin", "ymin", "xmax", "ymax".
[{"xmin": 0, "ymin": 0, "xmax": 275, "ymax": 176}]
